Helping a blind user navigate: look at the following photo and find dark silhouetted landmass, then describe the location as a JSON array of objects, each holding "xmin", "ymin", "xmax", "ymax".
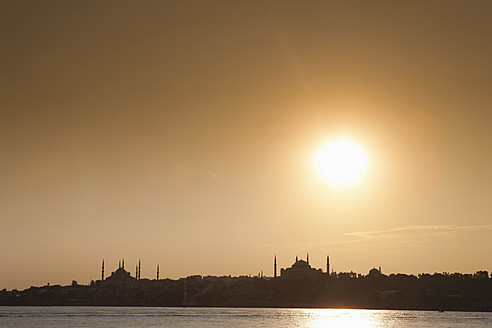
[{"xmin": 2, "ymin": 259, "xmax": 492, "ymax": 312}]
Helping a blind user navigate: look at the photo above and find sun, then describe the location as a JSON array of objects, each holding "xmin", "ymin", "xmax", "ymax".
[{"xmin": 315, "ymin": 138, "xmax": 368, "ymax": 186}]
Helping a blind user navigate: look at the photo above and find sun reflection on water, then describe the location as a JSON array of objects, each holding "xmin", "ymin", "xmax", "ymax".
[{"xmin": 293, "ymin": 309, "xmax": 383, "ymax": 328}]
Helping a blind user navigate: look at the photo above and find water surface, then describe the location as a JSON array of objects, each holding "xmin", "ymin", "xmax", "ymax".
[{"xmin": 1, "ymin": 306, "xmax": 491, "ymax": 327}]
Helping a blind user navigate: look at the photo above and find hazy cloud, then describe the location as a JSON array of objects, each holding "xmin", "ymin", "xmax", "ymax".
[
  {"xmin": 346, "ymin": 224, "xmax": 492, "ymax": 242},
  {"xmin": 260, "ymin": 225, "xmax": 492, "ymax": 250},
  {"xmin": 345, "ymin": 224, "xmax": 492, "ymax": 249}
]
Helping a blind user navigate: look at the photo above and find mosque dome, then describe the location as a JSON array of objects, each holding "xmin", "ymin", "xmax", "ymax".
[{"xmin": 292, "ymin": 260, "xmax": 311, "ymax": 269}]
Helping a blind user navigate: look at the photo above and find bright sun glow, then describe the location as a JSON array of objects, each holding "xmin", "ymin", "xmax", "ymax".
[{"xmin": 315, "ymin": 138, "xmax": 368, "ymax": 185}]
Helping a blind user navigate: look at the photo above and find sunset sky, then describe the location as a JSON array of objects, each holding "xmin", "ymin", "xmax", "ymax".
[{"xmin": 1, "ymin": 0, "xmax": 492, "ymax": 290}]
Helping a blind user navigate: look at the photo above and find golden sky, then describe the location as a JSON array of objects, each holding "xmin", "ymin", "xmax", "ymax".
[{"xmin": 1, "ymin": 0, "xmax": 492, "ymax": 290}]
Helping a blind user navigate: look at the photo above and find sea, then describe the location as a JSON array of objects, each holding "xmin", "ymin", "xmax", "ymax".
[{"xmin": 1, "ymin": 306, "xmax": 492, "ymax": 328}]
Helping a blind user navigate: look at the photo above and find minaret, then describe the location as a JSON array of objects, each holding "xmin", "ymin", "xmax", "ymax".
[
  {"xmin": 101, "ymin": 259, "xmax": 105, "ymax": 281},
  {"xmin": 274, "ymin": 255, "xmax": 277, "ymax": 278},
  {"xmin": 295, "ymin": 255, "xmax": 298, "ymax": 262},
  {"xmin": 119, "ymin": 260, "xmax": 121, "ymax": 269},
  {"xmin": 138, "ymin": 259, "xmax": 141, "ymax": 280},
  {"xmin": 135, "ymin": 265, "xmax": 138, "ymax": 279},
  {"xmin": 326, "ymin": 255, "xmax": 330, "ymax": 274},
  {"xmin": 157, "ymin": 264, "xmax": 160, "ymax": 280},
  {"xmin": 379, "ymin": 265, "xmax": 382, "ymax": 273},
  {"xmin": 122, "ymin": 258, "xmax": 125, "ymax": 269},
  {"xmin": 307, "ymin": 253, "xmax": 309, "ymax": 265}
]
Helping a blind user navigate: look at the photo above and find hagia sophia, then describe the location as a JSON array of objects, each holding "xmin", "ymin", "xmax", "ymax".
[{"xmin": 275, "ymin": 254, "xmax": 329, "ymax": 279}]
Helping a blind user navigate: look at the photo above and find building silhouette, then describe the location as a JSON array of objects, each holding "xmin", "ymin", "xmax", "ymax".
[
  {"xmin": 101, "ymin": 258, "xmax": 143, "ymax": 286},
  {"xmin": 280, "ymin": 255, "xmax": 325, "ymax": 279},
  {"xmin": 104, "ymin": 264, "xmax": 135, "ymax": 286},
  {"xmin": 367, "ymin": 266, "xmax": 384, "ymax": 278}
]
